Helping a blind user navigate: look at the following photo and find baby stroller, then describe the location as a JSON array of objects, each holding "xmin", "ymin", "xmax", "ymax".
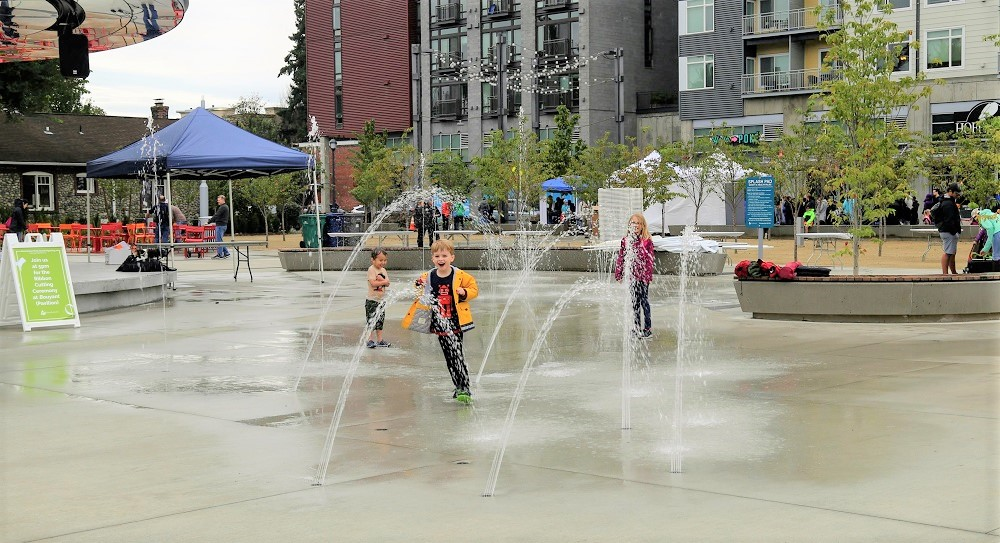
[{"xmin": 964, "ymin": 228, "xmax": 999, "ymax": 273}]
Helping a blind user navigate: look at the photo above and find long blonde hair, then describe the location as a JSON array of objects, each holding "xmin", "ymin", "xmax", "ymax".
[{"xmin": 627, "ymin": 213, "xmax": 651, "ymax": 240}]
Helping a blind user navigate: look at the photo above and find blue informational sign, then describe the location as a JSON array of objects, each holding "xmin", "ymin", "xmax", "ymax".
[{"xmin": 745, "ymin": 175, "xmax": 775, "ymax": 228}]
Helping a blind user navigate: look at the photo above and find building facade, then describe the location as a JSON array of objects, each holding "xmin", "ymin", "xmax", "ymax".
[
  {"xmin": 304, "ymin": 0, "xmax": 680, "ymax": 210},
  {"xmin": 672, "ymin": 0, "xmax": 1000, "ymax": 148}
]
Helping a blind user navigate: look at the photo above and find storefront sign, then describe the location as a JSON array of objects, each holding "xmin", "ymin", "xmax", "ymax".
[{"xmin": 711, "ymin": 131, "xmax": 761, "ymax": 145}]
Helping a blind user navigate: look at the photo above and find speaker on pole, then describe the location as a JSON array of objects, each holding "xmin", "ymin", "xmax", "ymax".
[{"xmin": 59, "ymin": 33, "xmax": 90, "ymax": 78}]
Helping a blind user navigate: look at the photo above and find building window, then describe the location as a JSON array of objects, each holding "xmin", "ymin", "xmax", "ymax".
[
  {"xmin": 432, "ymin": 133, "xmax": 468, "ymax": 161},
  {"xmin": 75, "ymin": 175, "xmax": 95, "ymax": 195},
  {"xmin": 22, "ymin": 172, "xmax": 54, "ymax": 211},
  {"xmin": 537, "ymin": 17, "xmax": 579, "ymax": 59},
  {"xmin": 889, "ymin": 42, "xmax": 910, "ymax": 72},
  {"xmin": 643, "ymin": 0, "xmax": 653, "ymax": 68},
  {"xmin": 431, "ymin": 27, "xmax": 467, "ymax": 72},
  {"xmin": 431, "ymin": 82, "xmax": 468, "ymax": 119},
  {"xmin": 879, "ymin": 0, "xmax": 911, "ymax": 9},
  {"xmin": 686, "ymin": 0, "xmax": 714, "ymax": 34},
  {"xmin": 682, "ymin": 55, "xmax": 714, "ymax": 90},
  {"xmin": 926, "ymin": 28, "xmax": 962, "ymax": 69}
]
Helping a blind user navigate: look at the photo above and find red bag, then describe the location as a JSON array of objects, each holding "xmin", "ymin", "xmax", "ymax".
[
  {"xmin": 734, "ymin": 260, "xmax": 751, "ymax": 279},
  {"xmin": 775, "ymin": 261, "xmax": 801, "ymax": 280}
]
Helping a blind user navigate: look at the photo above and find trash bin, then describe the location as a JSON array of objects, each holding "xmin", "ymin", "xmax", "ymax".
[
  {"xmin": 341, "ymin": 212, "xmax": 365, "ymax": 246},
  {"xmin": 299, "ymin": 213, "xmax": 322, "ymax": 249},
  {"xmin": 324, "ymin": 212, "xmax": 345, "ymax": 247}
]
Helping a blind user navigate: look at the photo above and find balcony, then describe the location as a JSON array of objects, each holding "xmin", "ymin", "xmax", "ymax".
[
  {"xmin": 543, "ymin": 0, "xmax": 568, "ymax": 8},
  {"xmin": 741, "ymin": 68, "xmax": 843, "ymax": 96},
  {"xmin": 541, "ymin": 38, "xmax": 573, "ymax": 59},
  {"xmin": 539, "ymin": 91, "xmax": 577, "ymax": 112},
  {"xmin": 742, "ymin": 4, "xmax": 843, "ymax": 37},
  {"xmin": 432, "ymin": 51, "xmax": 463, "ymax": 73},
  {"xmin": 485, "ymin": 0, "xmax": 514, "ymax": 17},
  {"xmin": 435, "ymin": 3, "xmax": 461, "ymax": 24},
  {"xmin": 431, "ymin": 98, "xmax": 467, "ymax": 119},
  {"xmin": 484, "ymin": 94, "xmax": 521, "ymax": 117},
  {"xmin": 486, "ymin": 44, "xmax": 518, "ymax": 68}
]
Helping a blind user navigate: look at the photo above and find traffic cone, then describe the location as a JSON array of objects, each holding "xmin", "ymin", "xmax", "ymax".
[{"xmin": 409, "ymin": 217, "xmax": 416, "ymax": 231}]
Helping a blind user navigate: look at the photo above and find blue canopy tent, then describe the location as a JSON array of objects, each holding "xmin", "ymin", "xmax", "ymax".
[
  {"xmin": 87, "ymin": 107, "xmax": 311, "ymax": 180},
  {"xmin": 541, "ymin": 177, "xmax": 576, "ymax": 225},
  {"xmin": 86, "ymin": 107, "xmax": 315, "ymax": 271},
  {"xmin": 542, "ymin": 177, "xmax": 574, "ymax": 192}
]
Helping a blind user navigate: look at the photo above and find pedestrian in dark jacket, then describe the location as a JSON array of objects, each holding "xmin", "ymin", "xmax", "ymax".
[
  {"xmin": 413, "ymin": 200, "xmax": 436, "ymax": 248},
  {"xmin": 9, "ymin": 198, "xmax": 28, "ymax": 241},
  {"xmin": 931, "ymin": 184, "xmax": 963, "ymax": 274}
]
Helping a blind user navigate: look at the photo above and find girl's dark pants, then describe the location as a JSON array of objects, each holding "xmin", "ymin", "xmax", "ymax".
[
  {"xmin": 631, "ymin": 282, "xmax": 651, "ymax": 332},
  {"xmin": 438, "ymin": 331, "xmax": 469, "ymax": 391}
]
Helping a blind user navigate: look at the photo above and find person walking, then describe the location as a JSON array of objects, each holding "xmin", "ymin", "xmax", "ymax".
[
  {"xmin": 614, "ymin": 213, "xmax": 655, "ymax": 338},
  {"xmin": 365, "ymin": 249, "xmax": 391, "ymax": 348},
  {"xmin": 208, "ymin": 194, "xmax": 231, "ymax": 259},
  {"xmin": 930, "ymin": 183, "xmax": 962, "ymax": 274},
  {"xmin": 8, "ymin": 197, "xmax": 28, "ymax": 242},
  {"xmin": 402, "ymin": 240, "xmax": 479, "ymax": 403}
]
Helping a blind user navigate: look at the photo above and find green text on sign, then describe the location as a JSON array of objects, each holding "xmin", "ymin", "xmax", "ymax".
[{"xmin": 11, "ymin": 246, "xmax": 77, "ymax": 323}]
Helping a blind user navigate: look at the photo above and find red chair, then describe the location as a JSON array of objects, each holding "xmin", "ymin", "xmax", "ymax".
[
  {"xmin": 58, "ymin": 223, "xmax": 82, "ymax": 252},
  {"xmin": 99, "ymin": 222, "xmax": 125, "ymax": 252},
  {"xmin": 182, "ymin": 225, "xmax": 208, "ymax": 258}
]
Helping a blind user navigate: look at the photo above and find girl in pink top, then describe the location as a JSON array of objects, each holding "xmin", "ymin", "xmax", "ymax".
[{"xmin": 614, "ymin": 213, "xmax": 655, "ymax": 338}]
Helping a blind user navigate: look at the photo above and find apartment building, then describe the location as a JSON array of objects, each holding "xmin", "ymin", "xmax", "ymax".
[
  {"xmin": 672, "ymin": 0, "xmax": 1000, "ymax": 144},
  {"xmin": 304, "ymin": 0, "xmax": 680, "ymax": 207}
]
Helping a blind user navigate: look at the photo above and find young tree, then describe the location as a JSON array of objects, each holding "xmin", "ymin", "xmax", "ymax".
[
  {"xmin": 541, "ymin": 104, "xmax": 584, "ymax": 178},
  {"xmin": 349, "ymin": 120, "xmax": 408, "ymax": 213},
  {"xmin": 427, "ymin": 150, "xmax": 473, "ymax": 195},
  {"xmin": 472, "ymin": 121, "xmax": 546, "ymax": 225},
  {"xmin": 936, "ymin": 118, "xmax": 1000, "ymax": 209},
  {"xmin": 569, "ymin": 133, "xmax": 633, "ymax": 205},
  {"xmin": 233, "ymin": 173, "xmax": 300, "ymax": 242},
  {"xmin": 278, "ymin": 0, "xmax": 308, "ymax": 144},
  {"xmin": 810, "ymin": 0, "xmax": 932, "ymax": 274},
  {"xmin": 664, "ymin": 137, "xmax": 725, "ymax": 226}
]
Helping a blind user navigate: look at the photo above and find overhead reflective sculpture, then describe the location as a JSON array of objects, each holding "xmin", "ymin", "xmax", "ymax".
[{"xmin": 0, "ymin": 0, "xmax": 186, "ymax": 71}]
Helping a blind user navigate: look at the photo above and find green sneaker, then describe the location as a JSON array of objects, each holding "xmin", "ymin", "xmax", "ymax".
[{"xmin": 455, "ymin": 389, "xmax": 472, "ymax": 404}]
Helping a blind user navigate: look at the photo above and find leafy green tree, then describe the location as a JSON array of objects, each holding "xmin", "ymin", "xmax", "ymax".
[
  {"xmin": 233, "ymin": 173, "xmax": 300, "ymax": 242},
  {"xmin": 810, "ymin": 0, "xmax": 932, "ymax": 274},
  {"xmin": 541, "ymin": 105, "xmax": 584, "ymax": 178},
  {"xmin": 427, "ymin": 150, "xmax": 473, "ymax": 194},
  {"xmin": 230, "ymin": 94, "xmax": 282, "ymax": 143},
  {"xmin": 934, "ymin": 117, "xmax": 1000, "ymax": 209},
  {"xmin": 472, "ymin": 122, "xmax": 546, "ymax": 225},
  {"xmin": 278, "ymin": 0, "xmax": 308, "ymax": 143},
  {"xmin": 568, "ymin": 133, "xmax": 633, "ymax": 205},
  {"xmin": 0, "ymin": 60, "xmax": 104, "ymax": 117},
  {"xmin": 349, "ymin": 120, "xmax": 408, "ymax": 214}
]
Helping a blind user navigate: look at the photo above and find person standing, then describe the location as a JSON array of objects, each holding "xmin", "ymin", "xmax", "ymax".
[
  {"xmin": 453, "ymin": 200, "xmax": 466, "ymax": 230},
  {"xmin": 441, "ymin": 200, "xmax": 452, "ymax": 231},
  {"xmin": 931, "ymin": 183, "xmax": 962, "ymax": 274},
  {"xmin": 9, "ymin": 197, "xmax": 28, "ymax": 242},
  {"xmin": 403, "ymin": 240, "xmax": 479, "ymax": 403},
  {"xmin": 614, "ymin": 213, "xmax": 655, "ymax": 338},
  {"xmin": 413, "ymin": 200, "xmax": 436, "ymax": 248},
  {"xmin": 148, "ymin": 194, "xmax": 170, "ymax": 244},
  {"xmin": 208, "ymin": 194, "xmax": 231, "ymax": 259},
  {"xmin": 365, "ymin": 249, "xmax": 391, "ymax": 348}
]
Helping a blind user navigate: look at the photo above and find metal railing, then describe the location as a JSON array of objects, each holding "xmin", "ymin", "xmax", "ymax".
[
  {"xmin": 431, "ymin": 98, "xmax": 467, "ymax": 118},
  {"xmin": 432, "ymin": 51, "xmax": 463, "ymax": 73},
  {"xmin": 435, "ymin": 3, "xmax": 461, "ymax": 23},
  {"xmin": 542, "ymin": 38, "xmax": 573, "ymax": 58},
  {"xmin": 742, "ymin": 4, "xmax": 842, "ymax": 36},
  {"xmin": 741, "ymin": 68, "xmax": 843, "ymax": 95},
  {"xmin": 540, "ymin": 91, "xmax": 577, "ymax": 111}
]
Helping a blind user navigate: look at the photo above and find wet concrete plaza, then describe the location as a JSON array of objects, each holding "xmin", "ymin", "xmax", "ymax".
[{"xmin": 1, "ymin": 254, "xmax": 998, "ymax": 541}]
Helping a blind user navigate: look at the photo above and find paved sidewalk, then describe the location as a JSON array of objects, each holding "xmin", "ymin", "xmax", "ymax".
[{"xmin": 1, "ymin": 259, "xmax": 997, "ymax": 542}]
